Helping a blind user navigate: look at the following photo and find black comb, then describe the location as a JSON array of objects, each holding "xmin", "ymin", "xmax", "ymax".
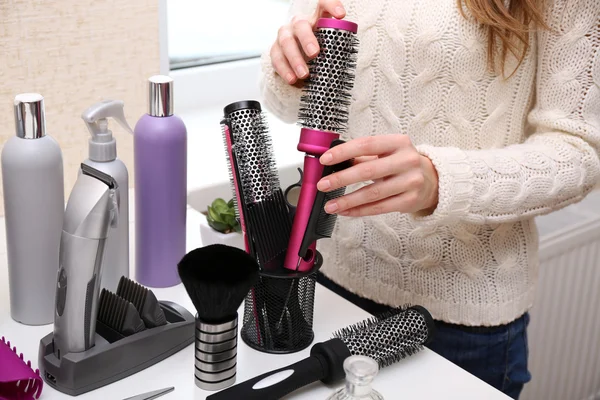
[
  {"xmin": 116, "ymin": 276, "xmax": 167, "ymax": 328},
  {"xmin": 298, "ymin": 139, "xmax": 353, "ymax": 258},
  {"xmin": 97, "ymin": 289, "xmax": 146, "ymax": 337}
]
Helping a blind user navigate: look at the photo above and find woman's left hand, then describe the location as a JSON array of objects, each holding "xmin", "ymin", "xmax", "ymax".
[{"xmin": 317, "ymin": 135, "xmax": 439, "ymax": 217}]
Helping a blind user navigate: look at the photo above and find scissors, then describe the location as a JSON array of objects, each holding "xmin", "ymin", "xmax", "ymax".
[{"xmin": 121, "ymin": 387, "xmax": 174, "ymax": 400}]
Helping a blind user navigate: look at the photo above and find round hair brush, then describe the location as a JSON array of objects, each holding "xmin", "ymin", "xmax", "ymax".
[
  {"xmin": 206, "ymin": 305, "xmax": 436, "ymax": 400},
  {"xmin": 177, "ymin": 244, "xmax": 260, "ymax": 391},
  {"xmin": 285, "ymin": 18, "xmax": 359, "ymax": 272}
]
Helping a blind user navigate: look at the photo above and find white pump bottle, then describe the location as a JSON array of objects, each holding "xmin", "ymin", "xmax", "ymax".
[{"xmin": 81, "ymin": 100, "xmax": 133, "ymax": 292}]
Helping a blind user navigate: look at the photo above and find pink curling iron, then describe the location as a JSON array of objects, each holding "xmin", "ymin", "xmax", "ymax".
[{"xmin": 284, "ymin": 18, "xmax": 359, "ymax": 272}]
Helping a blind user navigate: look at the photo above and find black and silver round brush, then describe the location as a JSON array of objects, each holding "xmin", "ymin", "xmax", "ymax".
[
  {"xmin": 177, "ymin": 244, "xmax": 260, "ymax": 391},
  {"xmin": 207, "ymin": 305, "xmax": 436, "ymax": 400}
]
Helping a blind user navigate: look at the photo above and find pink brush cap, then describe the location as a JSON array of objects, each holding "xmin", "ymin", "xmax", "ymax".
[{"xmin": 316, "ymin": 18, "xmax": 358, "ymax": 33}]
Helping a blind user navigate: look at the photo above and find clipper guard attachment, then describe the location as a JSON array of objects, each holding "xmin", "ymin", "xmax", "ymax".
[
  {"xmin": 241, "ymin": 252, "xmax": 322, "ymax": 354},
  {"xmin": 0, "ymin": 336, "xmax": 43, "ymax": 400}
]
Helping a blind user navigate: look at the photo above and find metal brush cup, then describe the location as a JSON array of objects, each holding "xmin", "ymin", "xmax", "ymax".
[
  {"xmin": 241, "ymin": 252, "xmax": 323, "ymax": 354},
  {"xmin": 194, "ymin": 314, "xmax": 238, "ymax": 391}
]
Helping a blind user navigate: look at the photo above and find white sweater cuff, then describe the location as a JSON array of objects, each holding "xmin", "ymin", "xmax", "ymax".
[{"xmin": 411, "ymin": 144, "xmax": 475, "ymax": 225}]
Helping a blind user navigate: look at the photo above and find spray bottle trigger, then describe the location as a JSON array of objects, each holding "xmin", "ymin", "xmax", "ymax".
[{"xmin": 81, "ymin": 99, "xmax": 133, "ymax": 138}]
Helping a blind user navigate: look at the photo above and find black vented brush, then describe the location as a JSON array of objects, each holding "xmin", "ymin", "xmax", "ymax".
[
  {"xmin": 221, "ymin": 100, "xmax": 291, "ymax": 270},
  {"xmin": 177, "ymin": 244, "xmax": 260, "ymax": 391},
  {"xmin": 207, "ymin": 305, "xmax": 436, "ymax": 400}
]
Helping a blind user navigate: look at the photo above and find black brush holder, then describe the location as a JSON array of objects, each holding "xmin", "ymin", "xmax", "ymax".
[{"xmin": 241, "ymin": 252, "xmax": 322, "ymax": 354}]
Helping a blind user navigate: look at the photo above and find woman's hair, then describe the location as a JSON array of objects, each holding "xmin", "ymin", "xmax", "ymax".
[{"xmin": 458, "ymin": 0, "xmax": 548, "ymax": 76}]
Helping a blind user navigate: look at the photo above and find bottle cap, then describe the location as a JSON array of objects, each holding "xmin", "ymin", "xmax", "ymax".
[
  {"xmin": 344, "ymin": 355, "xmax": 379, "ymax": 383},
  {"xmin": 148, "ymin": 75, "xmax": 173, "ymax": 117},
  {"xmin": 14, "ymin": 93, "xmax": 46, "ymax": 139},
  {"xmin": 342, "ymin": 355, "xmax": 379, "ymax": 397},
  {"xmin": 81, "ymin": 100, "xmax": 133, "ymax": 162}
]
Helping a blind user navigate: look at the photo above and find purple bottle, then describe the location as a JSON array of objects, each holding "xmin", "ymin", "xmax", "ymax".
[{"xmin": 134, "ymin": 75, "xmax": 187, "ymax": 287}]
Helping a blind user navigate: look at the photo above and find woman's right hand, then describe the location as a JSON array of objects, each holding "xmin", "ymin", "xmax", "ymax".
[{"xmin": 271, "ymin": 0, "xmax": 346, "ymax": 85}]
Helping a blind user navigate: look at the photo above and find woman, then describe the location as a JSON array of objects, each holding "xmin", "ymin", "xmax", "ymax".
[{"xmin": 260, "ymin": 0, "xmax": 599, "ymax": 398}]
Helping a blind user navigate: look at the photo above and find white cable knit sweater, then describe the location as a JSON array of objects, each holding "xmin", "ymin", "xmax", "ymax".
[{"xmin": 260, "ymin": 0, "xmax": 600, "ymax": 326}]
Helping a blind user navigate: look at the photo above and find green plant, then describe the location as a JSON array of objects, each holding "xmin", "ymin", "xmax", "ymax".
[{"xmin": 205, "ymin": 198, "xmax": 241, "ymax": 234}]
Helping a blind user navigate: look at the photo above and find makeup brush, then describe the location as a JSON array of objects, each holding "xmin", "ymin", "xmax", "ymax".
[{"xmin": 177, "ymin": 244, "xmax": 260, "ymax": 391}]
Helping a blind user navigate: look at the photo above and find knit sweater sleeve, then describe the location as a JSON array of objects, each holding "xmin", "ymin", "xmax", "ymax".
[
  {"xmin": 259, "ymin": 0, "xmax": 318, "ymax": 123},
  {"xmin": 413, "ymin": 0, "xmax": 600, "ymax": 226}
]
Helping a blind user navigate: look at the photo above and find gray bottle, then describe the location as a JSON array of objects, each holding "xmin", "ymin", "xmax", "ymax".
[
  {"xmin": 81, "ymin": 100, "xmax": 132, "ymax": 292},
  {"xmin": 1, "ymin": 93, "xmax": 65, "ymax": 325}
]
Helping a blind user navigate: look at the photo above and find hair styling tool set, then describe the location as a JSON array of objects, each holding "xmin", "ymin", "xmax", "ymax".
[
  {"xmin": 0, "ymin": 16, "xmax": 440, "ymax": 400},
  {"xmin": 194, "ymin": 16, "xmax": 433, "ymax": 396}
]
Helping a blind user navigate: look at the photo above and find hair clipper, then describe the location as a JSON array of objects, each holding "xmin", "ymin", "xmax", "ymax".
[{"xmin": 53, "ymin": 164, "xmax": 119, "ymax": 358}]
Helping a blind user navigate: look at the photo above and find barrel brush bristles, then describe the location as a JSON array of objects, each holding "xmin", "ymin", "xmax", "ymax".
[
  {"xmin": 177, "ymin": 244, "xmax": 260, "ymax": 324},
  {"xmin": 298, "ymin": 20, "xmax": 359, "ymax": 134}
]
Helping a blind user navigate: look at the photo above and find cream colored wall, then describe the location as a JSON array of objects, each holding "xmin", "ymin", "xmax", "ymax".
[{"xmin": 0, "ymin": 0, "xmax": 160, "ymax": 216}]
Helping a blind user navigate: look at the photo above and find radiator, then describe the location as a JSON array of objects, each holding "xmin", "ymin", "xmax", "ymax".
[{"xmin": 521, "ymin": 191, "xmax": 600, "ymax": 400}]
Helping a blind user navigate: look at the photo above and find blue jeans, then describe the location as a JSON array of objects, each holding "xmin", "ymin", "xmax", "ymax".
[{"xmin": 316, "ymin": 273, "xmax": 532, "ymax": 399}]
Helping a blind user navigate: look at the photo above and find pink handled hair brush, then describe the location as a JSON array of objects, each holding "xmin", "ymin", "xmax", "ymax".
[
  {"xmin": 285, "ymin": 18, "xmax": 359, "ymax": 272},
  {"xmin": 0, "ymin": 336, "xmax": 43, "ymax": 400}
]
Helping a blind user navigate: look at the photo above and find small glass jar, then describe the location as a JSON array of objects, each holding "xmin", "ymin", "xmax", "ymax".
[{"xmin": 326, "ymin": 355, "xmax": 384, "ymax": 399}]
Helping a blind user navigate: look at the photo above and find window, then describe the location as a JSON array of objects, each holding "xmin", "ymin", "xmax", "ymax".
[{"xmin": 166, "ymin": 0, "xmax": 291, "ymax": 70}]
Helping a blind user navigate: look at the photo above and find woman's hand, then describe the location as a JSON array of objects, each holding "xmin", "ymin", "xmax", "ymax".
[
  {"xmin": 271, "ymin": 0, "xmax": 346, "ymax": 85},
  {"xmin": 317, "ymin": 135, "xmax": 440, "ymax": 217}
]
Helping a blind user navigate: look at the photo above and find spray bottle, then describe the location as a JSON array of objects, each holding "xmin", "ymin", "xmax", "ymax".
[{"xmin": 81, "ymin": 100, "xmax": 132, "ymax": 291}]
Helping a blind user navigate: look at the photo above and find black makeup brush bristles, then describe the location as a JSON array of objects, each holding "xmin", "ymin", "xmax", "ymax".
[
  {"xmin": 298, "ymin": 27, "xmax": 359, "ymax": 134},
  {"xmin": 177, "ymin": 244, "xmax": 260, "ymax": 324}
]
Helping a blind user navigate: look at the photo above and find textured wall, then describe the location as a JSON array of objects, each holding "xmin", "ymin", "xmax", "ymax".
[{"xmin": 0, "ymin": 0, "xmax": 160, "ymax": 216}]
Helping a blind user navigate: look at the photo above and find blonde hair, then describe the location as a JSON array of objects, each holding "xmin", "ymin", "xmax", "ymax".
[{"xmin": 458, "ymin": 0, "xmax": 548, "ymax": 76}]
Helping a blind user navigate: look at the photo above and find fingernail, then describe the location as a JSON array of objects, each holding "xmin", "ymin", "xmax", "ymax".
[
  {"xmin": 320, "ymin": 153, "xmax": 333, "ymax": 164},
  {"xmin": 318, "ymin": 179, "xmax": 331, "ymax": 191},
  {"xmin": 325, "ymin": 202, "xmax": 338, "ymax": 213},
  {"xmin": 286, "ymin": 73, "xmax": 296, "ymax": 83},
  {"xmin": 335, "ymin": 6, "xmax": 345, "ymax": 16},
  {"xmin": 307, "ymin": 43, "xmax": 318, "ymax": 56},
  {"xmin": 296, "ymin": 65, "xmax": 308, "ymax": 77}
]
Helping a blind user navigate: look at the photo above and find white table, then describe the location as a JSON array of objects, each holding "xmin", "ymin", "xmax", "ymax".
[{"xmin": 0, "ymin": 207, "xmax": 510, "ymax": 400}]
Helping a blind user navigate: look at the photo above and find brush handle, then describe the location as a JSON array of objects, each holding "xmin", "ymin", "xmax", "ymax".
[
  {"xmin": 206, "ymin": 338, "xmax": 350, "ymax": 400},
  {"xmin": 285, "ymin": 129, "xmax": 339, "ymax": 271}
]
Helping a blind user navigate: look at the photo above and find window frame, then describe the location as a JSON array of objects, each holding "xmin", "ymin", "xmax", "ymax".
[{"xmin": 159, "ymin": 0, "xmax": 276, "ymax": 111}]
